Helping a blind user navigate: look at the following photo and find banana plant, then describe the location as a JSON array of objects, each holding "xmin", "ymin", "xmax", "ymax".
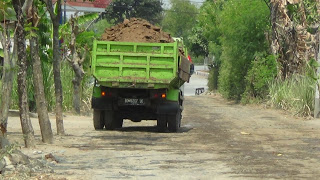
[{"xmin": 59, "ymin": 13, "xmax": 99, "ymax": 41}]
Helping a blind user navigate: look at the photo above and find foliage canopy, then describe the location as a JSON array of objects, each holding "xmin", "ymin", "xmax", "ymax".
[
  {"xmin": 161, "ymin": 0, "xmax": 198, "ymax": 47},
  {"xmin": 105, "ymin": 0, "xmax": 163, "ymax": 25}
]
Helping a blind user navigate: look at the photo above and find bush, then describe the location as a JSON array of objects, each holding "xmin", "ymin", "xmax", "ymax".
[
  {"xmin": 217, "ymin": 0, "xmax": 270, "ymax": 100},
  {"xmin": 242, "ymin": 54, "xmax": 277, "ymax": 103},
  {"xmin": 268, "ymin": 74, "xmax": 315, "ymax": 117},
  {"xmin": 208, "ymin": 66, "xmax": 219, "ymax": 91}
]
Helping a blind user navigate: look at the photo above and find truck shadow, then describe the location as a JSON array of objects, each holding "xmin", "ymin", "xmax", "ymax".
[{"xmin": 117, "ymin": 125, "xmax": 193, "ymax": 133}]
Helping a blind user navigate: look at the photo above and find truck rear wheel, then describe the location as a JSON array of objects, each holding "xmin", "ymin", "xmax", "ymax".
[
  {"xmin": 104, "ymin": 110, "xmax": 115, "ymax": 130},
  {"xmin": 168, "ymin": 110, "xmax": 181, "ymax": 132},
  {"xmin": 114, "ymin": 115, "xmax": 123, "ymax": 128},
  {"xmin": 93, "ymin": 110, "xmax": 104, "ymax": 130},
  {"xmin": 157, "ymin": 115, "xmax": 167, "ymax": 132}
]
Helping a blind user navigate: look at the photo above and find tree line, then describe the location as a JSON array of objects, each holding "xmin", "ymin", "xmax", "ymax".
[
  {"xmin": 188, "ymin": 0, "xmax": 319, "ymax": 117},
  {"xmin": 0, "ymin": 0, "xmax": 101, "ymax": 148}
]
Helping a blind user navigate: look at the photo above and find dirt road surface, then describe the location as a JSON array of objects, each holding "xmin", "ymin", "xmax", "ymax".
[{"xmin": 6, "ymin": 94, "xmax": 320, "ymax": 179}]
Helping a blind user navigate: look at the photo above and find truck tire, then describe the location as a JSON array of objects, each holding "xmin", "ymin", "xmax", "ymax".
[
  {"xmin": 157, "ymin": 115, "xmax": 167, "ymax": 132},
  {"xmin": 93, "ymin": 110, "xmax": 104, "ymax": 130},
  {"xmin": 168, "ymin": 110, "xmax": 181, "ymax": 132},
  {"xmin": 113, "ymin": 115, "xmax": 123, "ymax": 128},
  {"xmin": 104, "ymin": 110, "xmax": 115, "ymax": 130}
]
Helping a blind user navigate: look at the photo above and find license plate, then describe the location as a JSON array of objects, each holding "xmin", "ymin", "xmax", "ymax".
[{"xmin": 124, "ymin": 98, "xmax": 145, "ymax": 105}]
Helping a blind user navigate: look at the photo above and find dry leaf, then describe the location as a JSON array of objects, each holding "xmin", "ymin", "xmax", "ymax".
[{"xmin": 240, "ymin": 132, "xmax": 251, "ymax": 135}]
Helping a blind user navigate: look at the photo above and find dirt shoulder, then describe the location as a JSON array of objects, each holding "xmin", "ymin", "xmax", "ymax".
[{"xmin": 4, "ymin": 94, "xmax": 320, "ymax": 179}]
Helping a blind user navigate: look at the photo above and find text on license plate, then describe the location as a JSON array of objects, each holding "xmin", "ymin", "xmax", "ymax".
[{"xmin": 124, "ymin": 98, "xmax": 144, "ymax": 105}]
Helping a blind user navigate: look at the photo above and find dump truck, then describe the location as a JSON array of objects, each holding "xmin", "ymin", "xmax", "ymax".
[{"xmin": 91, "ymin": 40, "xmax": 192, "ymax": 132}]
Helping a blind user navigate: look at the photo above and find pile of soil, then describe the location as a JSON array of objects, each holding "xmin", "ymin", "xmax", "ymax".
[{"xmin": 101, "ymin": 18, "xmax": 174, "ymax": 43}]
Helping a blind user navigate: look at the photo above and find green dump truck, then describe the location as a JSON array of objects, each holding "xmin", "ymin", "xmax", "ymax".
[{"xmin": 91, "ymin": 40, "xmax": 192, "ymax": 132}]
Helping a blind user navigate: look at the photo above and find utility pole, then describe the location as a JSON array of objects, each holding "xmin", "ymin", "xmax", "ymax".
[
  {"xmin": 64, "ymin": 0, "xmax": 67, "ymax": 23},
  {"xmin": 314, "ymin": 32, "xmax": 320, "ymax": 118}
]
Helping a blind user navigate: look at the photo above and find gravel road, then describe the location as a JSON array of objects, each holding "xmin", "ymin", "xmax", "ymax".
[{"xmin": 5, "ymin": 94, "xmax": 320, "ymax": 179}]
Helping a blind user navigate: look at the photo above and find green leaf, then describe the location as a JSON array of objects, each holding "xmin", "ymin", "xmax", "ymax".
[
  {"xmin": 76, "ymin": 13, "xmax": 99, "ymax": 26},
  {"xmin": 54, "ymin": 2, "xmax": 58, "ymax": 15},
  {"xmin": 0, "ymin": 5, "xmax": 17, "ymax": 22},
  {"xmin": 5, "ymin": 7, "xmax": 17, "ymax": 21}
]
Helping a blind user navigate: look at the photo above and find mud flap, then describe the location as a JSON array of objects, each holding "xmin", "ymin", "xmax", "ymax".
[
  {"xmin": 157, "ymin": 102, "xmax": 179, "ymax": 115},
  {"xmin": 91, "ymin": 97, "xmax": 112, "ymax": 110}
]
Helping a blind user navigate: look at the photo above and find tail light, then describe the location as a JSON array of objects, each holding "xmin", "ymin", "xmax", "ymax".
[
  {"xmin": 101, "ymin": 91, "xmax": 112, "ymax": 97},
  {"xmin": 152, "ymin": 92, "xmax": 166, "ymax": 99},
  {"xmin": 188, "ymin": 55, "xmax": 193, "ymax": 63}
]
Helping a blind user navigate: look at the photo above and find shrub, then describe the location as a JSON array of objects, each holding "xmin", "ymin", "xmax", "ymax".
[
  {"xmin": 242, "ymin": 53, "xmax": 277, "ymax": 103},
  {"xmin": 268, "ymin": 74, "xmax": 315, "ymax": 117},
  {"xmin": 217, "ymin": 0, "xmax": 270, "ymax": 100}
]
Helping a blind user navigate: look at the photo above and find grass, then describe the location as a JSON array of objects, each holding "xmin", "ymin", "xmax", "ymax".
[
  {"xmin": 268, "ymin": 74, "xmax": 316, "ymax": 117},
  {"xmin": 4, "ymin": 61, "xmax": 93, "ymax": 114}
]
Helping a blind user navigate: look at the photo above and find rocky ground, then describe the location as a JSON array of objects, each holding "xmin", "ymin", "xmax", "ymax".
[{"xmin": 2, "ymin": 93, "xmax": 320, "ymax": 179}]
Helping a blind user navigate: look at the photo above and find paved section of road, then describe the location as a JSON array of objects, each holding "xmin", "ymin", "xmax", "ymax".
[
  {"xmin": 184, "ymin": 65, "xmax": 209, "ymax": 96},
  {"xmin": 184, "ymin": 74, "xmax": 208, "ymax": 96},
  {"xmin": 194, "ymin": 65, "xmax": 209, "ymax": 71}
]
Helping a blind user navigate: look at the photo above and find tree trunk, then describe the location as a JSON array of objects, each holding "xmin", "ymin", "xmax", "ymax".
[
  {"xmin": 30, "ymin": 34, "xmax": 54, "ymax": 143},
  {"xmin": 52, "ymin": 22, "xmax": 65, "ymax": 135},
  {"xmin": 13, "ymin": 0, "xmax": 35, "ymax": 148},
  {"xmin": 43, "ymin": 0, "xmax": 65, "ymax": 135},
  {"xmin": 270, "ymin": 0, "xmax": 317, "ymax": 79},
  {"xmin": 0, "ymin": 27, "xmax": 15, "ymax": 149}
]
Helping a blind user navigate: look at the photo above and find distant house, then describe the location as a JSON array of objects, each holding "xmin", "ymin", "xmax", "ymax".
[
  {"xmin": 51, "ymin": 0, "xmax": 111, "ymax": 16},
  {"xmin": 63, "ymin": 0, "xmax": 111, "ymax": 13}
]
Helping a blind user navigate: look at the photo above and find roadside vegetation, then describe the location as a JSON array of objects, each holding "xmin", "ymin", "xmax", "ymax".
[
  {"xmin": 268, "ymin": 74, "xmax": 316, "ymax": 117},
  {"xmin": 188, "ymin": 0, "xmax": 320, "ymax": 117},
  {"xmin": 0, "ymin": 0, "xmax": 168, "ymax": 149}
]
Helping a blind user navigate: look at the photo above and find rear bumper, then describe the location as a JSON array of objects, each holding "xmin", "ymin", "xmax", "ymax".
[
  {"xmin": 91, "ymin": 87, "xmax": 180, "ymax": 120},
  {"xmin": 92, "ymin": 97, "xmax": 179, "ymax": 115}
]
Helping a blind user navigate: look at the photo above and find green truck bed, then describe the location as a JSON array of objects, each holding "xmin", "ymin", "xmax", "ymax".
[{"xmin": 91, "ymin": 40, "xmax": 190, "ymax": 89}]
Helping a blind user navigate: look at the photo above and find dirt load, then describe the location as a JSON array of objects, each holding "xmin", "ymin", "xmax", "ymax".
[{"xmin": 101, "ymin": 18, "xmax": 174, "ymax": 43}]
